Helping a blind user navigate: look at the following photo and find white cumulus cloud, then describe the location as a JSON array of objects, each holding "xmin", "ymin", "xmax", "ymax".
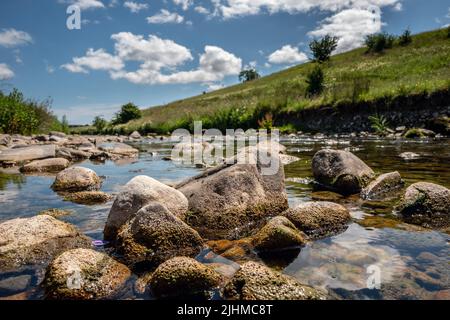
[
  {"xmin": 268, "ymin": 45, "xmax": 308, "ymax": 64},
  {"xmin": 147, "ymin": 9, "xmax": 185, "ymax": 24},
  {"xmin": 173, "ymin": 0, "xmax": 193, "ymax": 11},
  {"xmin": 0, "ymin": 28, "xmax": 33, "ymax": 48},
  {"xmin": 308, "ymin": 7, "xmax": 383, "ymax": 53},
  {"xmin": 0, "ymin": 63, "xmax": 14, "ymax": 80},
  {"xmin": 124, "ymin": 1, "xmax": 149, "ymax": 13},
  {"xmin": 62, "ymin": 0, "xmax": 105, "ymax": 10},
  {"xmin": 61, "ymin": 48, "xmax": 125, "ymax": 73}
]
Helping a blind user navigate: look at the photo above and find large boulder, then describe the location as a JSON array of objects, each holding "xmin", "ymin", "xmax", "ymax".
[
  {"xmin": 44, "ymin": 248, "xmax": 131, "ymax": 300},
  {"xmin": 0, "ymin": 215, "xmax": 91, "ymax": 273},
  {"xmin": 129, "ymin": 131, "xmax": 141, "ymax": 140},
  {"xmin": 51, "ymin": 166, "xmax": 101, "ymax": 192},
  {"xmin": 116, "ymin": 203, "xmax": 204, "ymax": 267},
  {"xmin": 252, "ymin": 216, "xmax": 307, "ymax": 252},
  {"xmin": 150, "ymin": 257, "xmax": 222, "ymax": 299},
  {"xmin": 397, "ymin": 182, "xmax": 450, "ymax": 229},
  {"xmin": 361, "ymin": 171, "xmax": 404, "ymax": 200},
  {"xmin": 224, "ymin": 261, "xmax": 325, "ymax": 300},
  {"xmin": 20, "ymin": 158, "xmax": 69, "ymax": 173},
  {"xmin": 176, "ymin": 147, "xmax": 288, "ymax": 239},
  {"xmin": 284, "ymin": 202, "xmax": 351, "ymax": 238},
  {"xmin": 104, "ymin": 175, "xmax": 189, "ymax": 241},
  {"xmin": 312, "ymin": 149, "xmax": 375, "ymax": 195},
  {"xmin": 0, "ymin": 145, "xmax": 55, "ymax": 163}
]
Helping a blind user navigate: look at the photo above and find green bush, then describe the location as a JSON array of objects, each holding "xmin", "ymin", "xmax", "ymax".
[
  {"xmin": 0, "ymin": 88, "xmax": 62, "ymax": 135},
  {"xmin": 309, "ymin": 35, "xmax": 339, "ymax": 63},
  {"xmin": 239, "ymin": 69, "xmax": 261, "ymax": 82},
  {"xmin": 112, "ymin": 102, "xmax": 142, "ymax": 125},
  {"xmin": 92, "ymin": 116, "xmax": 108, "ymax": 132},
  {"xmin": 365, "ymin": 33, "xmax": 396, "ymax": 53},
  {"xmin": 399, "ymin": 29, "xmax": 412, "ymax": 46},
  {"xmin": 305, "ymin": 65, "xmax": 325, "ymax": 97},
  {"xmin": 368, "ymin": 114, "xmax": 390, "ymax": 135}
]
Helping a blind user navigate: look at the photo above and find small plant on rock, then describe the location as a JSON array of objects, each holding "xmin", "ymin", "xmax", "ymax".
[{"xmin": 368, "ymin": 114, "xmax": 390, "ymax": 135}]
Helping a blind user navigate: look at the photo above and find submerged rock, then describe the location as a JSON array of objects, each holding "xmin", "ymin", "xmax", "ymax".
[
  {"xmin": 399, "ymin": 152, "xmax": 420, "ymax": 160},
  {"xmin": 116, "ymin": 203, "xmax": 204, "ymax": 267},
  {"xmin": 284, "ymin": 201, "xmax": 351, "ymax": 238},
  {"xmin": 176, "ymin": 147, "xmax": 288, "ymax": 239},
  {"xmin": 0, "ymin": 145, "xmax": 55, "ymax": 163},
  {"xmin": 38, "ymin": 208, "xmax": 73, "ymax": 218},
  {"xmin": 361, "ymin": 171, "xmax": 404, "ymax": 200},
  {"xmin": 397, "ymin": 182, "xmax": 450, "ymax": 229},
  {"xmin": 63, "ymin": 191, "xmax": 112, "ymax": 205},
  {"xmin": 104, "ymin": 175, "xmax": 188, "ymax": 241},
  {"xmin": 252, "ymin": 216, "xmax": 307, "ymax": 252},
  {"xmin": 51, "ymin": 166, "xmax": 101, "ymax": 192},
  {"xmin": 20, "ymin": 158, "xmax": 69, "ymax": 173},
  {"xmin": 150, "ymin": 257, "xmax": 222, "ymax": 299},
  {"xmin": 0, "ymin": 215, "xmax": 91, "ymax": 273},
  {"xmin": 312, "ymin": 149, "xmax": 375, "ymax": 195},
  {"xmin": 44, "ymin": 248, "xmax": 131, "ymax": 300},
  {"xmin": 224, "ymin": 261, "xmax": 325, "ymax": 300}
]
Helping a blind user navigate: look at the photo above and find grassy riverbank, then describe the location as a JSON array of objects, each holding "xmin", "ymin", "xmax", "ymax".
[{"xmin": 85, "ymin": 28, "xmax": 450, "ymax": 135}]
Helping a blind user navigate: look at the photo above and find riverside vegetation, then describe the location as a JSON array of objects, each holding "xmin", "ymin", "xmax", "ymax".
[{"xmin": 71, "ymin": 28, "xmax": 450, "ymax": 135}]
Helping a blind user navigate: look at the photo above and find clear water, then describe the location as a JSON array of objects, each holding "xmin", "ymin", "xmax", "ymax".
[{"xmin": 0, "ymin": 136, "xmax": 449, "ymax": 300}]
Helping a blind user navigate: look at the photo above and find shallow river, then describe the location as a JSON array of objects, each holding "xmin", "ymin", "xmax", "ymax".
[{"xmin": 1, "ymin": 135, "xmax": 449, "ymax": 300}]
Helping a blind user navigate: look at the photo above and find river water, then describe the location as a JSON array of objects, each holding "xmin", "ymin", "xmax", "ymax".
[{"xmin": 0, "ymin": 135, "xmax": 449, "ymax": 300}]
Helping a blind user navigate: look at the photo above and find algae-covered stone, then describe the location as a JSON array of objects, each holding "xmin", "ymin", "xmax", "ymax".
[
  {"xmin": 104, "ymin": 175, "xmax": 189, "ymax": 241},
  {"xmin": 224, "ymin": 261, "xmax": 325, "ymax": 300},
  {"xmin": 361, "ymin": 171, "xmax": 404, "ymax": 200},
  {"xmin": 0, "ymin": 215, "xmax": 91, "ymax": 273},
  {"xmin": 284, "ymin": 201, "xmax": 351, "ymax": 238},
  {"xmin": 404, "ymin": 128, "xmax": 436, "ymax": 139},
  {"xmin": 52, "ymin": 166, "xmax": 101, "ymax": 192},
  {"xmin": 397, "ymin": 182, "xmax": 450, "ymax": 229},
  {"xmin": 63, "ymin": 191, "xmax": 112, "ymax": 205},
  {"xmin": 38, "ymin": 208, "xmax": 73, "ymax": 218},
  {"xmin": 176, "ymin": 146, "xmax": 288, "ymax": 239},
  {"xmin": 44, "ymin": 248, "xmax": 131, "ymax": 300},
  {"xmin": 252, "ymin": 216, "xmax": 307, "ymax": 252},
  {"xmin": 116, "ymin": 203, "xmax": 204, "ymax": 267},
  {"xmin": 312, "ymin": 149, "xmax": 375, "ymax": 195},
  {"xmin": 150, "ymin": 257, "xmax": 222, "ymax": 299}
]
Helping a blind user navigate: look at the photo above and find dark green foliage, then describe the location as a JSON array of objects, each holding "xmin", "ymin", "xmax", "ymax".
[
  {"xmin": 365, "ymin": 33, "xmax": 396, "ymax": 53},
  {"xmin": 239, "ymin": 69, "xmax": 261, "ymax": 82},
  {"xmin": 447, "ymin": 26, "xmax": 450, "ymax": 39},
  {"xmin": 399, "ymin": 29, "xmax": 412, "ymax": 46},
  {"xmin": 368, "ymin": 114, "xmax": 390, "ymax": 135},
  {"xmin": 61, "ymin": 115, "xmax": 70, "ymax": 134},
  {"xmin": 0, "ymin": 88, "xmax": 62, "ymax": 135},
  {"xmin": 92, "ymin": 116, "xmax": 108, "ymax": 132},
  {"xmin": 112, "ymin": 103, "xmax": 142, "ymax": 125},
  {"xmin": 309, "ymin": 35, "xmax": 339, "ymax": 63},
  {"xmin": 305, "ymin": 65, "xmax": 325, "ymax": 97}
]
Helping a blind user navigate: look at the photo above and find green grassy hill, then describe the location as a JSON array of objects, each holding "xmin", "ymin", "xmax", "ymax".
[{"xmin": 113, "ymin": 29, "xmax": 450, "ymax": 134}]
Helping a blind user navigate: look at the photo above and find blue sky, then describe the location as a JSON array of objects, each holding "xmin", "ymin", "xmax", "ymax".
[{"xmin": 0, "ymin": 0, "xmax": 449, "ymax": 124}]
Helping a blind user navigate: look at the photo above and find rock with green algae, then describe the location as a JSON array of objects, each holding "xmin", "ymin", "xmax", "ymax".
[
  {"xmin": 312, "ymin": 149, "xmax": 375, "ymax": 195},
  {"xmin": 51, "ymin": 166, "xmax": 102, "ymax": 192},
  {"xmin": 283, "ymin": 201, "xmax": 351, "ymax": 238},
  {"xmin": 176, "ymin": 146, "xmax": 288, "ymax": 240},
  {"xmin": 44, "ymin": 248, "xmax": 131, "ymax": 300},
  {"xmin": 63, "ymin": 191, "xmax": 112, "ymax": 205},
  {"xmin": 224, "ymin": 261, "xmax": 326, "ymax": 300},
  {"xmin": 361, "ymin": 171, "xmax": 404, "ymax": 200},
  {"xmin": 116, "ymin": 202, "xmax": 204, "ymax": 267},
  {"xmin": 104, "ymin": 175, "xmax": 188, "ymax": 241},
  {"xmin": 252, "ymin": 216, "xmax": 307, "ymax": 252},
  {"xmin": 38, "ymin": 208, "xmax": 73, "ymax": 218},
  {"xmin": 150, "ymin": 257, "xmax": 223, "ymax": 299},
  {"xmin": 403, "ymin": 128, "xmax": 436, "ymax": 139},
  {"xmin": 0, "ymin": 215, "xmax": 91, "ymax": 273},
  {"xmin": 396, "ymin": 182, "xmax": 450, "ymax": 229}
]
